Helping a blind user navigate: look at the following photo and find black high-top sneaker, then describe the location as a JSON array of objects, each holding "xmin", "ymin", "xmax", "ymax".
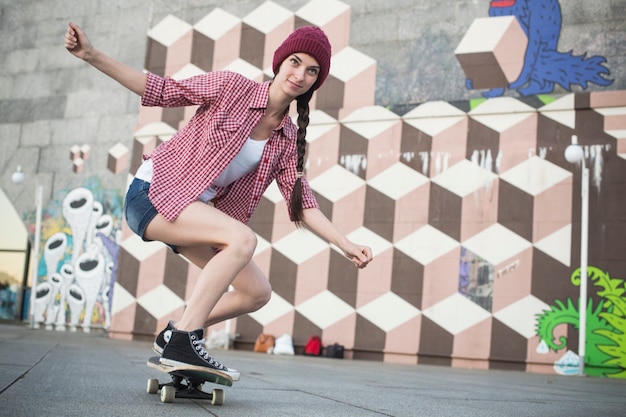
[
  {"xmin": 153, "ymin": 321, "xmax": 175, "ymax": 354},
  {"xmin": 160, "ymin": 328, "xmax": 240, "ymax": 381}
]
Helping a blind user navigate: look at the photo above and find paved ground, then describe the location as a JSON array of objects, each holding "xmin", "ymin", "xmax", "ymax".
[{"xmin": 1, "ymin": 322, "xmax": 624, "ymax": 417}]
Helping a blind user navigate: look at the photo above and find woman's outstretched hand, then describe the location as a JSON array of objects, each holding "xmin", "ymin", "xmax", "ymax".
[
  {"xmin": 345, "ymin": 243, "xmax": 373, "ymax": 269},
  {"xmin": 64, "ymin": 22, "xmax": 94, "ymax": 60}
]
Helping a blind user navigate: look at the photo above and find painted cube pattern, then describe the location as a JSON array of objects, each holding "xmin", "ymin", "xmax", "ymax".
[
  {"xmin": 109, "ymin": 0, "xmax": 626, "ymax": 374},
  {"xmin": 455, "ymin": 16, "xmax": 528, "ymax": 89}
]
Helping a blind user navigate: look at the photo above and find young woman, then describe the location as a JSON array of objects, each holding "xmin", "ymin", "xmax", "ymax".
[{"xmin": 65, "ymin": 22, "xmax": 373, "ymax": 379}]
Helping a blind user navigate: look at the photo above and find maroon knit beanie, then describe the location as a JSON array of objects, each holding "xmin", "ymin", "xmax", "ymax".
[{"xmin": 272, "ymin": 26, "xmax": 332, "ymax": 91}]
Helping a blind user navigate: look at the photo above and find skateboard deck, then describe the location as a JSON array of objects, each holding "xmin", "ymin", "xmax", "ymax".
[{"xmin": 146, "ymin": 356, "xmax": 233, "ymax": 404}]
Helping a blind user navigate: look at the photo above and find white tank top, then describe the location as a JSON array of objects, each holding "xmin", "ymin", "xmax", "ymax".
[{"xmin": 135, "ymin": 137, "xmax": 268, "ymax": 203}]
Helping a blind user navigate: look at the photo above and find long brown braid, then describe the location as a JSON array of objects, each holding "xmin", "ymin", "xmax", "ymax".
[{"xmin": 289, "ymin": 88, "xmax": 314, "ymax": 226}]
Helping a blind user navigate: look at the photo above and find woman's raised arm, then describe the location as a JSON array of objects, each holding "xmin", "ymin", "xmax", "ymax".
[{"xmin": 64, "ymin": 22, "xmax": 147, "ymax": 96}]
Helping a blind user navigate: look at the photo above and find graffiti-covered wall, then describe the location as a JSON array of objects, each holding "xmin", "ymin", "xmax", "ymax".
[
  {"xmin": 1, "ymin": 0, "xmax": 625, "ymax": 378},
  {"xmin": 31, "ymin": 179, "xmax": 123, "ymax": 332}
]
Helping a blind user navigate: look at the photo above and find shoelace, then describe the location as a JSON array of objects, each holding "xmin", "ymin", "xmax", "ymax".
[{"xmin": 192, "ymin": 337, "xmax": 227, "ymax": 370}]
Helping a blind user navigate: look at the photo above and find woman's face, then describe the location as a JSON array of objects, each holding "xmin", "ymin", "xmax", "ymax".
[{"xmin": 276, "ymin": 52, "xmax": 320, "ymax": 98}]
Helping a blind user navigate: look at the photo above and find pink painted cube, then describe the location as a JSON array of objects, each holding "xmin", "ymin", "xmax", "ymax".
[{"xmin": 455, "ymin": 16, "xmax": 527, "ymax": 89}]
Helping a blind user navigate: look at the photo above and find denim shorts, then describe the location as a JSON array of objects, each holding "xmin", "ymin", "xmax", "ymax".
[{"xmin": 124, "ymin": 177, "xmax": 159, "ymax": 241}]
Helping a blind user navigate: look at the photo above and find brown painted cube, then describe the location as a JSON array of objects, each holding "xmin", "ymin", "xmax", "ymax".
[
  {"xmin": 192, "ymin": 8, "xmax": 242, "ymax": 71},
  {"xmin": 429, "ymin": 159, "xmax": 499, "ymax": 242},
  {"xmin": 455, "ymin": 16, "xmax": 527, "ymax": 89},
  {"xmin": 339, "ymin": 106, "xmax": 401, "ymax": 181},
  {"xmin": 107, "ymin": 143, "xmax": 129, "ymax": 175},
  {"xmin": 316, "ymin": 47, "xmax": 376, "ymax": 119},
  {"xmin": 402, "ymin": 101, "xmax": 469, "ymax": 177},
  {"xmin": 295, "ymin": 0, "xmax": 351, "ymax": 52},
  {"xmin": 309, "ymin": 165, "xmax": 366, "ymax": 233},
  {"xmin": 240, "ymin": 2, "xmax": 294, "ymax": 70},
  {"xmin": 365, "ymin": 163, "xmax": 430, "ymax": 243},
  {"xmin": 145, "ymin": 15, "xmax": 193, "ymax": 77},
  {"xmin": 498, "ymin": 156, "xmax": 573, "ymax": 243},
  {"xmin": 304, "ymin": 110, "xmax": 340, "ymax": 180},
  {"xmin": 468, "ymin": 97, "xmax": 538, "ymax": 174}
]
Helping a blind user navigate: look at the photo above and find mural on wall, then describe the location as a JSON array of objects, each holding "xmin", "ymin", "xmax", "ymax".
[
  {"xmin": 458, "ymin": 0, "xmax": 613, "ymax": 98},
  {"xmin": 452, "ymin": 0, "xmax": 623, "ymax": 378},
  {"xmin": 30, "ymin": 177, "xmax": 122, "ymax": 332},
  {"xmin": 536, "ymin": 267, "xmax": 626, "ymax": 378},
  {"xmin": 105, "ymin": 0, "xmax": 625, "ymax": 379}
]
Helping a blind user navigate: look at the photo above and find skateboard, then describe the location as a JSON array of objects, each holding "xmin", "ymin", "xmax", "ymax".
[{"xmin": 146, "ymin": 356, "xmax": 233, "ymax": 404}]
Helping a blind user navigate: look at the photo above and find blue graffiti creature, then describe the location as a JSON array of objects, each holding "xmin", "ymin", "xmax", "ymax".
[{"xmin": 469, "ymin": 0, "xmax": 613, "ymax": 98}]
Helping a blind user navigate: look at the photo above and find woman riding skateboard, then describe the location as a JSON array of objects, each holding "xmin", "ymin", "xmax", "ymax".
[{"xmin": 64, "ymin": 22, "xmax": 373, "ymax": 380}]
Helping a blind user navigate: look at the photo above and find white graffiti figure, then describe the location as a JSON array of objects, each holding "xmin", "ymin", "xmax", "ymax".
[
  {"xmin": 67, "ymin": 283, "xmax": 85, "ymax": 332},
  {"xmin": 55, "ymin": 263, "xmax": 75, "ymax": 331},
  {"xmin": 62, "ymin": 187, "xmax": 94, "ymax": 263},
  {"xmin": 33, "ymin": 281, "xmax": 52, "ymax": 328},
  {"xmin": 86, "ymin": 201, "xmax": 103, "ymax": 250},
  {"xmin": 74, "ymin": 251, "xmax": 105, "ymax": 333},
  {"xmin": 43, "ymin": 232, "xmax": 68, "ymax": 330},
  {"xmin": 43, "ymin": 273, "xmax": 62, "ymax": 330}
]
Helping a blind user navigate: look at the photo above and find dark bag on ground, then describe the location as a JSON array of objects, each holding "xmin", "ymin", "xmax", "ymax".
[
  {"xmin": 304, "ymin": 335, "xmax": 323, "ymax": 356},
  {"xmin": 325, "ymin": 343, "xmax": 344, "ymax": 359}
]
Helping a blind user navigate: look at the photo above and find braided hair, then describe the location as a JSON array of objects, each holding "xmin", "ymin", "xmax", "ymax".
[
  {"xmin": 289, "ymin": 88, "xmax": 314, "ymax": 226},
  {"xmin": 272, "ymin": 26, "xmax": 331, "ymax": 226}
]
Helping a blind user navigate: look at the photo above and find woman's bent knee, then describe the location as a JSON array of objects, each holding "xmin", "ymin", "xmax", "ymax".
[
  {"xmin": 251, "ymin": 283, "xmax": 272, "ymax": 312},
  {"xmin": 228, "ymin": 226, "xmax": 257, "ymax": 261}
]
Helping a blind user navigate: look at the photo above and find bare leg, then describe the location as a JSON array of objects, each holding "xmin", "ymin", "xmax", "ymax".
[
  {"xmin": 177, "ymin": 244, "xmax": 272, "ymax": 327},
  {"xmin": 144, "ymin": 201, "xmax": 258, "ymax": 331}
]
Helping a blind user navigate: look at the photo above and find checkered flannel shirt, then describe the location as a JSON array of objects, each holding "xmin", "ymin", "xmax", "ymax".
[{"xmin": 142, "ymin": 71, "xmax": 319, "ymax": 223}]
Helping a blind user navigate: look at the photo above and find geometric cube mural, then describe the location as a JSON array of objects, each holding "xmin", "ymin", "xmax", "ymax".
[{"xmin": 104, "ymin": 0, "xmax": 626, "ymax": 378}]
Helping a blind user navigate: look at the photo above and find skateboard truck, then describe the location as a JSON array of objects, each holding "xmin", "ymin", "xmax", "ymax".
[
  {"xmin": 146, "ymin": 356, "xmax": 232, "ymax": 404},
  {"xmin": 147, "ymin": 374, "xmax": 225, "ymax": 404}
]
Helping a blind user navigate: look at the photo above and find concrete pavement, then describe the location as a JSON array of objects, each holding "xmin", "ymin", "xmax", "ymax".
[{"xmin": 1, "ymin": 322, "xmax": 624, "ymax": 417}]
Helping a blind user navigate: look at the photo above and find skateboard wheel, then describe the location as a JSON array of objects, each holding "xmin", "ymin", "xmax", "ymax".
[
  {"xmin": 147, "ymin": 378, "xmax": 159, "ymax": 394},
  {"xmin": 211, "ymin": 389, "xmax": 225, "ymax": 406},
  {"xmin": 161, "ymin": 385, "xmax": 176, "ymax": 403}
]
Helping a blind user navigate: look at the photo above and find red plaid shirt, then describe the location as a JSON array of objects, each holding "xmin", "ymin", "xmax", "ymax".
[{"xmin": 142, "ymin": 71, "xmax": 319, "ymax": 223}]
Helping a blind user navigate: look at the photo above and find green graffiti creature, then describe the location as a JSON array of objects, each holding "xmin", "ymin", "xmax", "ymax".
[{"xmin": 536, "ymin": 266, "xmax": 626, "ymax": 378}]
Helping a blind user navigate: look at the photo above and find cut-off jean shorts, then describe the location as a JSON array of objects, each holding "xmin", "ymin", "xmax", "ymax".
[
  {"xmin": 125, "ymin": 177, "xmax": 159, "ymax": 241},
  {"xmin": 125, "ymin": 177, "xmax": 215, "ymax": 253},
  {"xmin": 125, "ymin": 178, "xmax": 180, "ymax": 253}
]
